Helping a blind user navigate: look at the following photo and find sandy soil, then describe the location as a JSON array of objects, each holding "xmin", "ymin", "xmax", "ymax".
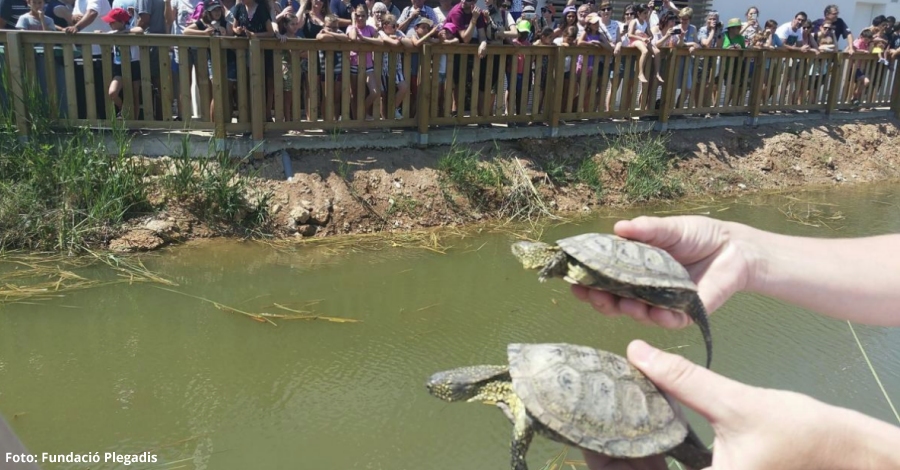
[{"xmin": 110, "ymin": 118, "xmax": 900, "ymax": 251}]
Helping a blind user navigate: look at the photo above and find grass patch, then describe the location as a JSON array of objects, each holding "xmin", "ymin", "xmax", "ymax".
[
  {"xmin": 161, "ymin": 138, "xmax": 273, "ymax": 229},
  {"xmin": 535, "ymin": 152, "xmax": 604, "ymax": 198},
  {"xmin": 605, "ymin": 130, "xmax": 683, "ymax": 201},
  {"xmin": 437, "ymin": 143, "xmax": 506, "ymax": 210},
  {"xmin": 386, "ymin": 195, "xmax": 422, "ymax": 217},
  {"xmin": 0, "ymin": 74, "xmax": 272, "ymax": 252}
]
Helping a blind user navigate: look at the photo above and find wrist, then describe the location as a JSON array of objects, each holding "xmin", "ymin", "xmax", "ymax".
[{"xmin": 828, "ymin": 406, "xmax": 900, "ymax": 469}]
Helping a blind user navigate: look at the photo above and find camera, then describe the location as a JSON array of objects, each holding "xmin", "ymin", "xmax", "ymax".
[
  {"xmin": 715, "ymin": 21, "xmax": 722, "ymax": 29},
  {"xmin": 671, "ymin": 25, "xmax": 682, "ymax": 34},
  {"xmin": 652, "ymin": 0, "xmax": 662, "ymax": 11}
]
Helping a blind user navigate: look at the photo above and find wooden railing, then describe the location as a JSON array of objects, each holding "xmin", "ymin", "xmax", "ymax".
[{"xmin": 1, "ymin": 31, "xmax": 898, "ymax": 145}]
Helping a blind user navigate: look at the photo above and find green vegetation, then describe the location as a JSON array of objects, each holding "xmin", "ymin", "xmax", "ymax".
[
  {"xmin": 162, "ymin": 138, "xmax": 272, "ymax": 230},
  {"xmin": 437, "ymin": 143, "xmax": 506, "ymax": 210},
  {"xmin": 0, "ymin": 73, "xmax": 270, "ymax": 253},
  {"xmin": 535, "ymin": 152, "xmax": 604, "ymax": 197},
  {"xmin": 605, "ymin": 130, "xmax": 683, "ymax": 201}
]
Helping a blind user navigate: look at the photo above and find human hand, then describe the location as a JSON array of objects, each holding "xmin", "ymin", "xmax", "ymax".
[
  {"xmin": 64, "ymin": 25, "xmax": 78, "ymax": 33},
  {"xmin": 571, "ymin": 216, "xmax": 756, "ymax": 329},
  {"xmin": 585, "ymin": 340, "xmax": 900, "ymax": 470}
]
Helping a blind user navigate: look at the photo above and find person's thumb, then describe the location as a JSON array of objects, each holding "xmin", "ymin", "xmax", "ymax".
[
  {"xmin": 613, "ymin": 216, "xmax": 685, "ymax": 252},
  {"xmin": 628, "ymin": 339, "xmax": 747, "ymax": 423}
]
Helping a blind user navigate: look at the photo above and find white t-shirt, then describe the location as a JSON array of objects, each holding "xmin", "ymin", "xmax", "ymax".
[
  {"xmin": 775, "ymin": 22, "xmax": 803, "ymax": 47},
  {"xmin": 74, "ymin": 0, "xmax": 112, "ymax": 55},
  {"xmin": 553, "ymin": 36, "xmax": 572, "ymax": 72},
  {"xmin": 600, "ymin": 19, "xmax": 619, "ymax": 44},
  {"xmin": 173, "ymin": 0, "xmax": 202, "ymax": 35}
]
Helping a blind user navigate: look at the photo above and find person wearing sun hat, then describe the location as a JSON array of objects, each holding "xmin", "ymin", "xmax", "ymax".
[{"xmin": 722, "ymin": 17, "xmax": 746, "ymax": 49}]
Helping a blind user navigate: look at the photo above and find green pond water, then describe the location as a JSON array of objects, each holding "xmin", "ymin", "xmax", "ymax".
[{"xmin": 1, "ymin": 183, "xmax": 899, "ymax": 470}]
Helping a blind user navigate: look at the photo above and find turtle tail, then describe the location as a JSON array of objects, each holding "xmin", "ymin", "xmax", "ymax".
[
  {"xmin": 686, "ymin": 295, "xmax": 713, "ymax": 369},
  {"xmin": 666, "ymin": 426, "xmax": 712, "ymax": 469}
]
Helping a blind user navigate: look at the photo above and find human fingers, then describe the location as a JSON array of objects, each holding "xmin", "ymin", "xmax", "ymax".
[
  {"xmin": 571, "ymin": 286, "xmax": 623, "ymax": 317},
  {"xmin": 614, "ymin": 216, "xmax": 685, "ymax": 252},
  {"xmin": 628, "ymin": 339, "xmax": 749, "ymax": 423},
  {"xmin": 646, "ymin": 306, "xmax": 691, "ymax": 328},
  {"xmin": 582, "ymin": 450, "xmax": 668, "ymax": 470}
]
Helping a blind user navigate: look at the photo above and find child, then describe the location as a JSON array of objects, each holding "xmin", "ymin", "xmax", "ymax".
[
  {"xmin": 316, "ymin": 14, "xmax": 351, "ymax": 121},
  {"xmin": 377, "ymin": 14, "xmax": 409, "ymax": 119},
  {"xmin": 184, "ymin": 0, "xmax": 233, "ymax": 123},
  {"xmin": 16, "ymin": 0, "xmax": 56, "ymax": 99},
  {"xmin": 553, "ymin": 25, "xmax": 577, "ymax": 113},
  {"xmin": 625, "ymin": 4, "xmax": 662, "ymax": 83},
  {"xmin": 433, "ymin": 21, "xmax": 456, "ymax": 117},
  {"xmin": 851, "ymin": 29, "xmax": 874, "ymax": 106},
  {"xmin": 104, "ymin": 7, "xmax": 144, "ymax": 119},
  {"xmin": 509, "ymin": 19, "xmax": 532, "ymax": 122},
  {"xmin": 347, "ymin": 4, "xmax": 383, "ymax": 120},
  {"xmin": 276, "ymin": 13, "xmax": 303, "ymax": 124},
  {"xmin": 535, "ymin": 26, "xmax": 553, "ymax": 114},
  {"xmin": 15, "ymin": 0, "xmax": 55, "ymax": 31}
]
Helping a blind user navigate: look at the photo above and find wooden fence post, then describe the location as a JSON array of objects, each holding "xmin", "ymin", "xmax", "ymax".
[
  {"xmin": 5, "ymin": 32, "xmax": 29, "ymax": 140},
  {"xmin": 416, "ymin": 44, "xmax": 431, "ymax": 146},
  {"xmin": 656, "ymin": 48, "xmax": 680, "ymax": 130},
  {"xmin": 891, "ymin": 57, "xmax": 900, "ymax": 119},
  {"xmin": 825, "ymin": 52, "xmax": 844, "ymax": 117},
  {"xmin": 746, "ymin": 49, "xmax": 766, "ymax": 126},
  {"xmin": 249, "ymin": 37, "xmax": 265, "ymax": 154},
  {"xmin": 210, "ymin": 36, "xmax": 227, "ymax": 152},
  {"xmin": 547, "ymin": 47, "xmax": 565, "ymax": 137}
]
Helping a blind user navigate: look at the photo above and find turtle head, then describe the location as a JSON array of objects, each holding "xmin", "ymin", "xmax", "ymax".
[
  {"xmin": 511, "ymin": 241, "xmax": 558, "ymax": 270},
  {"xmin": 426, "ymin": 365, "xmax": 509, "ymax": 402}
]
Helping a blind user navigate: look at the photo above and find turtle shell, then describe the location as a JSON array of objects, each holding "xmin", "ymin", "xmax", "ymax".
[
  {"xmin": 556, "ymin": 233, "xmax": 696, "ymax": 291},
  {"xmin": 507, "ymin": 343, "xmax": 688, "ymax": 458}
]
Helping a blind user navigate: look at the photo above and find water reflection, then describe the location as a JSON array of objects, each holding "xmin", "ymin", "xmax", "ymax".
[{"xmin": 1, "ymin": 183, "xmax": 898, "ymax": 469}]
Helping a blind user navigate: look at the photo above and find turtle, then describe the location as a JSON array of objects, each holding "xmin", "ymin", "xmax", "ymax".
[
  {"xmin": 511, "ymin": 233, "xmax": 712, "ymax": 369},
  {"xmin": 426, "ymin": 343, "xmax": 712, "ymax": 470}
]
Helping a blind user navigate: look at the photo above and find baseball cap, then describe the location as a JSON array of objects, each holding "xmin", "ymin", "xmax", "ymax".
[
  {"xmin": 102, "ymin": 7, "xmax": 131, "ymax": 24},
  {"xmin": 516, "ymin": 19, "xmax": 532, "ymax": 32}
]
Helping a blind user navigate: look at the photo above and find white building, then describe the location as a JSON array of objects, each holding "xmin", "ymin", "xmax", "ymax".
[{"xmin": 711, "ymin": 0, "xmax": 900, "ymax": 47}]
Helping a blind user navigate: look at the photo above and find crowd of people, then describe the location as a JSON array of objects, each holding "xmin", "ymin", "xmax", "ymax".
[{"xmin": 2, "ymin": 0, "xmax": 899, "ymax": 123}]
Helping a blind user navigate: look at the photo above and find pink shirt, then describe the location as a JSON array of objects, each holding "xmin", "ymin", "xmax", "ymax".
[{"xmin": 348, "ymin": 24, "xmax": 378, "ymax": 69}]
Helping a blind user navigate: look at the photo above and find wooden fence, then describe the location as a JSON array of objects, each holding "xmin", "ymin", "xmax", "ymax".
[{"xmin": 1, "ymin": 31, "xmax": 898, "ymax": 144}]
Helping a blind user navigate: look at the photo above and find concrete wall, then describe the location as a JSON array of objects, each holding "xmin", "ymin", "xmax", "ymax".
[{"xmin": 711, "ymin": 0, "xmax": 900, "ymax": 48}]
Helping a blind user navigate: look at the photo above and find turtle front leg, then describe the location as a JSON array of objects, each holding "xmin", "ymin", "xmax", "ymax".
[
  {"xmin": 537, "ymin": 250, "xmax": 569, "ymax": 283},
  {"xmin": 509, "ymin": 400, "xmax": 534, "ymax": 470}
]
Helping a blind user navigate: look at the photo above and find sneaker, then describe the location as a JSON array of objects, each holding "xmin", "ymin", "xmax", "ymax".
[
  {"xmin": 395, "ymin": 109, "xmax": 403, "ymax": 120},
  {"xmin": 878, "ymin": 58, "xmax": 889, "ymax": 66}
]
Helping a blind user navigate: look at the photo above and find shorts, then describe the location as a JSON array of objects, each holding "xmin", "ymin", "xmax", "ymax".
[
  {"xmin": 113, "ymin": 60, "xmax": 142, "ymax": 81},
  {"xmin": 350, "ymin": 65, "xmax": 375, "ymax": 75},
  {"xmin": 438, "ymin": 72, "xmax": 446, "ymax": 84},
  {"xmin": 855, "ymin": 68, "xmax": 866, "ymax": 82},
  {"xmin": 382, "ymin": 69, "xmax": 405, "ymax": 91}
]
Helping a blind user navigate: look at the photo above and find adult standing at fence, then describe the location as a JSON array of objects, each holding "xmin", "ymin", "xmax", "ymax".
[
  {"xmin": 44, "ymin": 0, "xmax": 74, "ymax": 28},
  {"xmin": 397, "ymin": 0, "xmax": 437, "ymax": 35},
  {"xmin": 811, "ymin": 4, "xmax": 854, "ymax": 53},
  {"xmin": 0, "ymin": 0, "xmax": 29, "ymax": 28},
  {"xmin": 330, "ymin": 0, "xmax": 363, "ymax": 28},
  {"xmin": 63, "ymin": 0, "xmax": 112, "ymax": 118}
]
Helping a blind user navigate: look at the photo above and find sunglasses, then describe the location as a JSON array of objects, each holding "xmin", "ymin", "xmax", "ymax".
[
  {"xmin": 624, "ymin": 12, "xmax": 634, "ymax": 16},
  {"xmin": 600, "ymin": 7, "xmax": 611, "ymax": 11}
]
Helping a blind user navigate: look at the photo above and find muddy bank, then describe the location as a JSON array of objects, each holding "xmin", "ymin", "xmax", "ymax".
[{"xmin": 113, "ymin": 118, "xmax": 900, "ymax": 251}]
